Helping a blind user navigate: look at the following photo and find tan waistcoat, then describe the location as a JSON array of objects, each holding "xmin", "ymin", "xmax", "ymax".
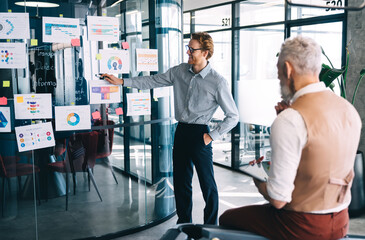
[{"xmin": 285, "ymin": 90, "xmax": 362, "ymax": 212}]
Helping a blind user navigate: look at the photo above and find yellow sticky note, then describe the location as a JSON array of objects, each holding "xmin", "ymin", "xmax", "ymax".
[
  {"xmin": 6, "ymin": 39, "xmax": 10, "ymax": 42},
  {"xmin": 59, "ymin": 14, "xmax": 63, "ymax": 17},
  {"xmin": 3, "ymin": 81, "xmax": 10, "ymax": 87},
  {"xmin": 8, "ymin": 9, "xmax": 12, "ymax": 13},
  {"xmin": 31, "ymin": 39, "xmax": 38, "ymax": 46},
  {"xmin": 71, "ymin": 102, "xmax": 75, "ymax": 105},
  {"xmin": 96, "ymin": 54, "xmax": 102, "ymax": 60},
  {"xmin": 17, "ymin": 96, "xmax": 24, "ymax": 103}
]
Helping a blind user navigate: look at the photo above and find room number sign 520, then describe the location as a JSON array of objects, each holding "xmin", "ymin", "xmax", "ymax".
[{"xmin": 326, "ymin": 0, "xmax": 343, "ymax": 11}]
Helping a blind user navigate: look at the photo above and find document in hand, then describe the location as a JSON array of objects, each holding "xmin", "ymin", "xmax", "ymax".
[{"xmin": 239, "ymin": 163, "xmax": 268, "ymax": 182}]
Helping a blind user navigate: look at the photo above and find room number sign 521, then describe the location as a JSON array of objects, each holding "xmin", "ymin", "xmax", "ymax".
[{"xmin": 222, "ymin": 18, "xmax": 231, "ymax": 26}]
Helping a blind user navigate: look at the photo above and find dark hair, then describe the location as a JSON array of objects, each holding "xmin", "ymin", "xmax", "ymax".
[{"xmin": 191, "ymin": 32, "xmax": 214, "ymax": 60}]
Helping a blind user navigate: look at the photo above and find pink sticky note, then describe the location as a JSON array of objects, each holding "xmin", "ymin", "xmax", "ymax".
[
  {"xmin": 122, "ymin": 42, "xmax": 129, "ymax": 49},
  {"xmin": 92, "ymin": 111, "xmax": 101, "ymax": 120},
  {"xmin": 0, "ymin": 97, "xmax": 7, "ymax": 105},
  {"xmin": 71, "ymin": 38, "xmax": 81, "ymax": 47},
  {"xmin": 115, "ymin": 107, "xmax": 123, "ymax": 115}
]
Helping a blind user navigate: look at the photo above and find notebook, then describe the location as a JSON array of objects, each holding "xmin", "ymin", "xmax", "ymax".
[{"xmin": 239, "ymin": 163, "xmax": 269, "ymax": 182}]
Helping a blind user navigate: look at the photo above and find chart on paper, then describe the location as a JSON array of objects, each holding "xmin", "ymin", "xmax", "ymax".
[
  {"xmin": 0, "ymin": 43, "xmax": 26, "ymax": 69},
  {"xmin": 14, "ymin": 94, "xmax": 52, "ymax": 119},
  {"xmin": 55, "ymin": 105, "xmax": 91, "ymax": 131},
  {"xmin": 42, "ymin": 17, "xmax": 80, "ymax": 43},
  {"xmin": 0, "ymin": 107, "xmax": 11, "ymax": 132},
  {"xmin": 0, "ymin": 13, "xmax": 30, "ymax": 39},
  {"xmin": 15, "ymin": 122, "xmax": 55, "ymax": 152}
]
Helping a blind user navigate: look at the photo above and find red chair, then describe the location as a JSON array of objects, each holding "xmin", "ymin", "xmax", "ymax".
[
  {"xmin": 0, "ymin": 155, "xmax": 40, "ymax": 217},
  {"xmin": 94, "ymin": 120, "xmax": 118, "ymax": 184},
  {"xmin": 47, "ymin": 131, "xmax": 102, "ymax": 211}
]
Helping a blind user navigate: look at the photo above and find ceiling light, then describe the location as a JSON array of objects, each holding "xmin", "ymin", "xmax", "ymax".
[{"xmin": 15, "ymin": 0, "xmax": 60, "ymax": 8}]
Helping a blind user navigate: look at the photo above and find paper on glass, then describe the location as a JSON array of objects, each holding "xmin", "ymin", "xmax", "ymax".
[
  {"xmin": 89, "ymin": 81, "xmax": 121, "ymax": 104},
  {"xmin": 42, "ymin": 17, "xmax": 80, "ymax": 43},
  {"xmin": 126, "ymin": 92, "xmax": 151, "ymax": 116},
  {"xmin": 153, "ymin": 87, "xmax": 170, "ymax": 99},
  {"xmin": 15, "ymin": 122, "xmax": 55, "ymax": 152},
  {"xmin": 0, "ymin": 13, "xmax": 30, "ymax": 39},
  {"xmin": 14, "ymin": 94, "xmax": 53, "ymax": 119},
  {"xmin": 0, "ymin": 43, "xmax": 26, "ymax": 69},
  {"xmin": 0, "ymin": 107, "xmax": 11, "ymax": 133},
  {"xmin": 136, "ymin": 48, "xmax": 158, "ymax": 72},
  {"xmin": 99, "ymin": 49, "xmax": 129, "ymax": 74},
  {"xmin": 55, "ymin": 105, "xmax": 91, "ymax": 131},
  {"xmin": 87, "ymin": 16, "xmax": 119, "ymax": 42}
]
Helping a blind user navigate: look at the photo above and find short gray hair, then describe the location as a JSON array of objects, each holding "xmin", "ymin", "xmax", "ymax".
[{"xmin": 278, "ymin": 35, "xmax": 322, "ymax": 76}]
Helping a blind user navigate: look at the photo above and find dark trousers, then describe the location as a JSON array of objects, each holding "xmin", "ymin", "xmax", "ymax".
[
  {"xmin": 173, "ymin": 122, "xmax": 218, "ymax": 224},
  {"xmin": 219, "ymin": 204, "xmax": 349, "ymax": 240}
]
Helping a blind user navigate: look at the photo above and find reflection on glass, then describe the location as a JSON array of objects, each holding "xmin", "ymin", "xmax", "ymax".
[
  {"xmin": 291, "ymin": 22, "xmax": 343, "ymax": 94},
  {"xmin": 290, "ymin": 3, "xmax": 344, "ymax": 20},
  {"xmin": 238, "ymin": 25, "xmax": 283, "ymax": 166},
  {"xmin": 183, "ymin": 12, "xmax": 190, "ymax": 34},
  {"xmin": 194, "ymin": 5, "xmax": 231, "ymax": 32},
  {"xmin": 240, "ymin": 0, "xmax": 284, "ymax": 26}
]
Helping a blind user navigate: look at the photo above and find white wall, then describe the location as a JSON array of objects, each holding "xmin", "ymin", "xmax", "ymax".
[{"xmin": 183, "ymin": 0, "xmax": 233, "ymax": 11}]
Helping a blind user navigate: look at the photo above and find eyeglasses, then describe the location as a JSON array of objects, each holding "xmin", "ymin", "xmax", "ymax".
[{"xmin": 185, "ymin": 45, "xmax": 203, "ymax": 54}]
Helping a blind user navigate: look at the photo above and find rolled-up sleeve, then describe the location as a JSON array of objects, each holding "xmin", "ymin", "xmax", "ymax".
[
  {"xmin": 266, "ymin": 109, "xmax": 307, "ymax": 202},
  {"xmin": 209, "ymin": 80, "xmax": 239, "ymax": 141}
]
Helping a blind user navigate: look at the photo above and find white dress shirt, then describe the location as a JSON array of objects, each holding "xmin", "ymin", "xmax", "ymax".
[{"xmin": 266, "ymin": 82, "xmax": 349, "ymax": 213}]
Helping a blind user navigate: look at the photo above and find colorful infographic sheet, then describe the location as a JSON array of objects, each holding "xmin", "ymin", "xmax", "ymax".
[
  {"xmin": 0, "ymin": 13, "xmax": 30, "ymax": 39},
  {"xmin": 87, "ymin": 16, "xmax": 119, "ymax": 42},
  {"xmin": 15, "ymin": 122, "xmax": 55, "ymax": 152},
  {"xmin": 42, "ymin": 17, "xmax": 80, "ymax": 43},
  {"xmin": 14, "ymin": 94, "xmax": 52, "ymax": 119},
  {"xmin": 55, "ymin": 105, "xmax": 91, "ymax": 131},
  {"xmin": 99, "ymin": 49, "xmax": 130, "ymax": 74},
  {"xmin": 126, "ymin": 92, "xmax": 151, "ymax": 116},
  {"xmin": 136, "ymin": 48, "xmax": 158, "ymax": 72},
  {"xmin": 89, "ymin": 82, "xmax": 121, "ymax": 104},
  {"xmin": 0, "ymin": 107, "xmax": 11, "ymax": 132},
  {"xmin": 0, "ymin": 43, "xmax": 26, "ymax": 69}
]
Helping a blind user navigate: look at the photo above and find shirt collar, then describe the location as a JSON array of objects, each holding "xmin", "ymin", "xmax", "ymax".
[
  {"xmin": 188, "ymin": 62, "xmax": 211, "ymax": 79},
  {"xmin": 292, "ymin": 81, "xmax": 328, "ymax": 103}
]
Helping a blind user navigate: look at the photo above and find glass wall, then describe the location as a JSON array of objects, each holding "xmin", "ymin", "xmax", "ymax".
[
  {"xmin": 183, "ymin": 0, "xmax": 346, "ymax": 169},
  {"xmin": 0, "ymin": 0, "xmax": 180, "ymax": 239}
]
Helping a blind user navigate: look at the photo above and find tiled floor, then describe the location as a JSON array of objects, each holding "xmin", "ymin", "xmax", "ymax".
[{"xmin": 117, "ymin": 165, "xmax": 365, "ymax": 240}]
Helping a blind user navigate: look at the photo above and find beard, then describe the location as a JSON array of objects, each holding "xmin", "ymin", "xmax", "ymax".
[{"xmin": 280, "ymin": 79, "xmax": 294, "ymax": 102}]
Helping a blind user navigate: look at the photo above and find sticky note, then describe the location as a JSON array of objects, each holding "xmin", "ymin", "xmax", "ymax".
[
  {"xmin": 92, "ymin": 111, "xmax": 101, "ymax": 120},
  {"xmin": 8, "ymin": 9, "xmax": 12, "ymax": 13},
  {"xmin": 71, "ymin": 102, "xmax": 75, "ymax": 105},
  {"xmin": 115, "ymin": 107, "xmax": 123, "ymax": 115},
  {"xmin": 71, "ymin": 38, "xmax": 80, "ymax": 47},
  {"xmin": 59, "ymin": 14, "xmax": 63, "ymax": 17},
  {"xmin": 3, "ymin": 81, "xmax": 10, "ymax": 87},
  {"xmin": 16, "ymin": 96, "xmax": 24, "ymax": 103},
  {"xmin": 0, "ymin": 97, "xmax": 7, "ymax": 105},
  {"xmin": 31, "ymin": 39, "xmax": 38, "ymax": 46},
  {"xmin": 7, "ymin": 39, "xmax": 10, "ymax": 42},
  {"xmin": 96, "ymin": 54, "xmax": 102, "ymax": 60},
  {"xmin": 122, "ymin": 42, "xmax": 129, "ymax": 49}
]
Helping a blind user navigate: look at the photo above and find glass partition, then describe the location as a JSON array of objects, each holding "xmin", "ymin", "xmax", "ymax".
[{"xmin": 0, "ymin": 0, "xmax": 180, "ymax": 239}]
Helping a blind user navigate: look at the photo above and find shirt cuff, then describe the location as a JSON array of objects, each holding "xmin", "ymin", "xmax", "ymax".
[
  {"xmin": 123, "ymin": 78, "xmax": 132, "ymax": 87},
  {"xmin": 208, "ymin": 130, "xmax": 220, "ymax": 141},
  {"xmin": 266, "ymin": 180, "xmax": 292, "ymax": 203}
]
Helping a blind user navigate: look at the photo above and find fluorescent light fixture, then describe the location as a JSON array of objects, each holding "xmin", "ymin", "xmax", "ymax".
[
  {"xmin": 111, "ymin": 0, "xmax": 124, "ymax": 7},
  {"xmin": 15, "ymin": 1, "xmax": 60, "ymax": 8}
]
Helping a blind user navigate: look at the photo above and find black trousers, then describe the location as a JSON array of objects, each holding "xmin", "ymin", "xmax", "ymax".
[{"xmin": 173, "ymin": 122, "xmax": 218, "ymax": 224}]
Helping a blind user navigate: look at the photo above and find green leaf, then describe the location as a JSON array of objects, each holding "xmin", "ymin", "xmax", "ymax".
[
  {"xmin": 360, "ymin": 68, "xmax": 365, "ymax": 76},
  {"xmin": 319, "ymin": 64, "xmax": 345, "ymax": 87}
]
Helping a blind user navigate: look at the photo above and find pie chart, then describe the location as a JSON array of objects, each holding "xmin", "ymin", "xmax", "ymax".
[{"xmin": 67, "ymin": 112, "xmax": 80, "ymax": 126}]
